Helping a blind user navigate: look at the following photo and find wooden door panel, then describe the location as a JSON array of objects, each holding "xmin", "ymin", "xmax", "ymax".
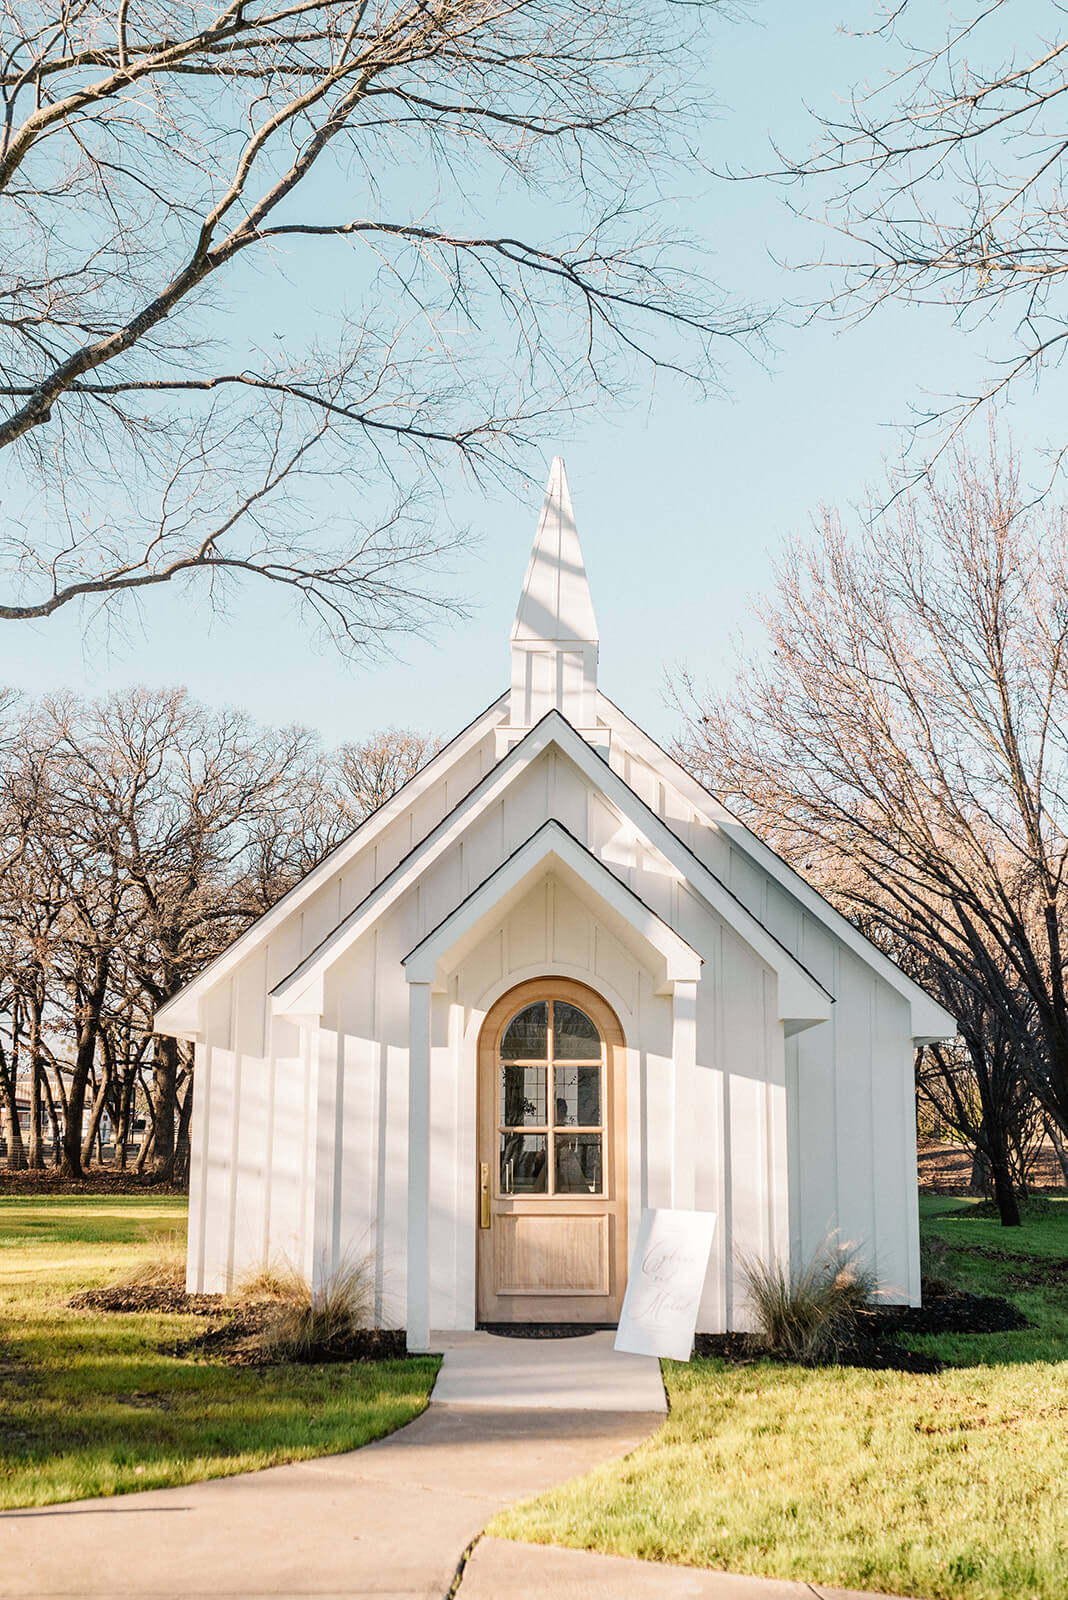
[{"xmin": 495, "ymin": 1212, "xmax": 610, "ymax": 1296}]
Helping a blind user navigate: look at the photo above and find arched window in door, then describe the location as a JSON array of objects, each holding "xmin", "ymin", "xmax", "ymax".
[{"xmin": 496, "ymin": 998, "xmax": 605, "ymax": 1197}]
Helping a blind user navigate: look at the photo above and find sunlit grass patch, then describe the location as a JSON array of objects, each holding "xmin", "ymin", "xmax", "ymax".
[
  {"xmin": 0, "ymin": 1196, "xmax": 437, "ymax": 1508},
  {"xmin": 492, "ymin": 1195, "xmax": 1068, "ymax": 1600}
]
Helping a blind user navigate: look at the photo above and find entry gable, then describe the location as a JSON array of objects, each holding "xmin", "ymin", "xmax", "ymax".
[{"xmin": 403, "ymin": 819, "xmax": 703, "ymax": 995}]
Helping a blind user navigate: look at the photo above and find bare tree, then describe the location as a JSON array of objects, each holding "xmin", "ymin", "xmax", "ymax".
[
  {"xmin": 673, "ymin": 435, "xmax": 1068, "ymax": 1184},
  {"xmin": 335, "ymin": 728, "xmax": 440, "ymax": 821},
  {"xmin": 0, "ymin": 0, "xmax": 753, "ymax": 646},
  {"xmin": 770, "ymin": 2, "xmax": 1068, "ymax": 463},
  {"xmin": 0, "ymin": 690, "xmax": 443, "ymax": 1177}
]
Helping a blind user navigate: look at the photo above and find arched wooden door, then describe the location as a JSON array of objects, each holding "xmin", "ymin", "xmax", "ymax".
[{"xmin": 476, "ymin": 978, "xmax": 627, "ymax": 1324}]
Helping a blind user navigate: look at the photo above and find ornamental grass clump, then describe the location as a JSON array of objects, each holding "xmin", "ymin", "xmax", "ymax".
[
  {"xmin": 109, "ymin": 1230, "xmax": 187, "ymax": 1290},
  {"xmin": 743, "ymin": 1238, "xmax": 878, "ymax": 1365},
  {"xmin": 244, "ymin": 1259, "xmax": 377, "ymax": 1362}
]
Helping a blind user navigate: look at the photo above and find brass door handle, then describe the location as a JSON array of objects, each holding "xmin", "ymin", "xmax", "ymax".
[{"xmin": 479, "ymin": 1162, "xmax": 491, "ymax": 1229}]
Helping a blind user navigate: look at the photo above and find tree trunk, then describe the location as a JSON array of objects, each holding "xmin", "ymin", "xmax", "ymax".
[
  {"xmin": 0, "ymin": 1041, "xmax": 26, "ymax": 1171},
  {"xmin": 81, "ymin": 1065, "xmax": 110, "ymax": 1171},
  {"xmin": 38, "ymin": 1069, "xmax": 61, "ymax": 1165},
  {"xmin": 989, "ymin": 1147, "xmax": 1022, "ymax": 1226},
  {"xmin": 173, "ymin": 1069, "xmax": 194, "ymax": 1186},
  {"xmin": 150, "ymin": 1035, "xmax": 179, "ymax": 1180},
  {"xmin": 1045, "ymin": 1118, "xmax": 1068, "ymax": 1187},
  {"xmin": 134, "ymin": 1126, "xmax": 155, "ymax": 1175},
  {"xmin": 115, "ymin": 1069, "xmax": 134, "ymax": 1171},
  {"xmin": 62, "ymin": 961, "xmax": 109, "ymax": 1179},
  {"xmin": 24, "ymin": 996, "xmax": 46, "ymax": 1169},
  {"xmin": 969, "ymin": 1148, "xmax": 989, "ymax": 1196}
]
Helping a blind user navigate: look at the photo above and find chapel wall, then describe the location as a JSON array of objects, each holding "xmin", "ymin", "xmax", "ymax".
[{"xmin": 613, "ymin": 737, "xmax": 921, "ymax": 1304}]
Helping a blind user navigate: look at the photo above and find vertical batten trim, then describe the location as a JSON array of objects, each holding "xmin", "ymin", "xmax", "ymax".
[
  {"xmin": 406, "ymin": 980, "xmax": 433, "ymax": 1351},
  {"xmin": 187, "ymin": 1040, "xmax": 211, "ymax": 1292},
  {"xmin": 225, "ymin": 1051, "xmax": 244, "ymax": 1292},
  {"xmin": 671, "ymin": 979, "xmax": 698, "ymax": 1211}
]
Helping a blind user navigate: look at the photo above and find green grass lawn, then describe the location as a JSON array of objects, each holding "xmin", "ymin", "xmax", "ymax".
[
  {"xmin": 0, "ymin": 1196, "xmax": 438, "ymax": 1508},
  {"xmin": 492, "ymin": 1195, "xmax": 1068, "ymax": 1600}
]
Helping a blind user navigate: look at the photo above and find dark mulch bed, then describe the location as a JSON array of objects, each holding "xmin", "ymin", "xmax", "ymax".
[
  {"xmin": 869, "ymin": 1289, "xmax": 1028, "ymax": 1337},
  {"xmin": 67, "ymin": 1285, "xmax": 412, "ymax": 1365},
  {"xmin": 692, "ymin": 1288, "xmax": 1028, "ymax": 1374},
  {"xmin": 0, "ymin": 1169, "xmax": 186, "ymax": 1195},
  {"xmin": 175, "ymin": 1310, "xmax": 410, "ymax": 1367},
  {"xmin": 692, "ymin": 1331, "xmax": 942, "ymax": 1374},
  {"xmin": 480, "ymin": 1323, "xmax": 603, "ymax": 1339},
  {"xmin": 69, "ymin": 1285, "xmax": 222, "ymax": 1315}
]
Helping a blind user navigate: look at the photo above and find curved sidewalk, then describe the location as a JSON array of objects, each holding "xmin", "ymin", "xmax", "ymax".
[
  {"xmin": 0, "ymin": 1332, "xmax": 663, "ymax": 1600},
  {"xmin": 1, "ymin": 1332, "xmax": 915, "ymax": 1600}
]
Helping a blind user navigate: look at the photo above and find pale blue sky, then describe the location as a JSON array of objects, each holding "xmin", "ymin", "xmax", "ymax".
[{"xmin": 4, "ymin": 3, "xmax": 1060, "ymax": 750}]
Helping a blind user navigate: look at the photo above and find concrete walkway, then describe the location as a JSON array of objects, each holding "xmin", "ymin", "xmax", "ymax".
[
  {"xmin": 0, "ymin": 1332, "xmax": 663, "ymax": 1600},
  {"xmin": 2, "ymin": 1333, "xmax": 917, "ymax": 1600},
  {"xmin": 457, "ymin": 1538, "xmax": 916, "ymax": 1600},
  {"xmin": 432, "ymin": 1329, "xmax": 667, "ymax": 1411}
]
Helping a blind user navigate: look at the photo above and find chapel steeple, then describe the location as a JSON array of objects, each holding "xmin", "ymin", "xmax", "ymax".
[{"xmin": 508, "ymin": 457, "xmax": 599, "ymax": 733}]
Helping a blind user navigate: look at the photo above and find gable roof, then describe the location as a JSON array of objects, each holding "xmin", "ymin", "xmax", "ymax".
[
  {"xmin": 153, "ymin": 691, "xmax": 508, "ymax": 1038},
  {"xmin": 268, "ymin": 710, "xmax": 832, "ymax": 1025},
  {"xmin": 403, "ymin": 818, "xmax": 706, "ymax": 997},
  {"xmin": 594, "ymin": 691, "xmax": 957, "ymax": 1042},
  {"xmin": 154, "ymin": 676, "xmax": 956, "ymax": 1045}
]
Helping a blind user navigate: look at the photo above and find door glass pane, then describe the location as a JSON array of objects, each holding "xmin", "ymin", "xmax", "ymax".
[
  {"xmin": 501, "ymin": 1003, "xmax": 548, "ymax": 1060},
  {"xmin": 555, "ymin": 1133, "xmax": 602, "ymax": 1194},
  {"xmin": 500, "ymin": 1063, "xmax": 547, "ymax": 1127},
  {"xmin": 553, "ymin": 1002, "xmax": 601, "ymax": 1059},
  {"xmin": 499, "ymin": 1132, "xmax": 547, "ymax": 1194},
  {"xmin": 553, "ymin": 1064, "xmax": 601, "ymax": 1127}
]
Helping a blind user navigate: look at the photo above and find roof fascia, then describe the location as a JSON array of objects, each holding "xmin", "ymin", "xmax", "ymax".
[
  {"xmin": 403, "ymin": 819, "xmax": 702, "ymax": 992},
  {"xmin": 153, "ymin": 691, "xmax": 509, "ymax": 1037},
  {"xmin": 596, "ymin": 692, "xmax": 957, "ymax": 1041},
  {"xmin": 272, "ymin": 710, "xmax": 831, "ymax": 1025}
]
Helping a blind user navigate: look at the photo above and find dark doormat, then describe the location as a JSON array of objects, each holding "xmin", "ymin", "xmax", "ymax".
[{"xmin": 478, "ymin": 1323, "xmax": 611, "ymax": 1339}]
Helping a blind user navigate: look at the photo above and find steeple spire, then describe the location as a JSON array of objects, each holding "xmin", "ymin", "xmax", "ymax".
[
  {"xmin": 512, "ymin": 457, "xmax": 599, "ymax": 646},
  {"xmin": 508, "ymin": 457, "xmax": 599, "ymax": 731}
]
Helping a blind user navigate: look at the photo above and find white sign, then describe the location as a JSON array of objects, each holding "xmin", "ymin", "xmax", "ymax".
[{"xmin": 614, "ymin": 1207, "xmax": 717, "ymax": 1361}]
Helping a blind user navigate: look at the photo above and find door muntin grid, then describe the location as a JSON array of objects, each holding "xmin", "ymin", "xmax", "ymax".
[{"xmin": 497, "ymin": 999, "xmax": 605, "ymax": 1197}]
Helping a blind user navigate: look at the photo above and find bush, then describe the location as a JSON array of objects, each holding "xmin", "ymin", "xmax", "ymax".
[{"xmin": 743, "ymin": 1238, "xmax": 878, "ymax": 1365}]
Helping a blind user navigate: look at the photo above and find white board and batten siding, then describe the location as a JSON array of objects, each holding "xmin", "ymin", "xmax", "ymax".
[{"xmin": 171, "ymin": 459, "xmax": 952, "ymax": 1324}]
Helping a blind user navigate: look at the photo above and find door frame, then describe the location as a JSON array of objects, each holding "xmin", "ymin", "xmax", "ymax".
[{"xmin": 475, "ymin": 975, "xmax": 627, "ymax": 1324}]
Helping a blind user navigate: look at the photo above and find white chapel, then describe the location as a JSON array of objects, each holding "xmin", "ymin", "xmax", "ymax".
[{"xmin": 156, "ymin": 460, "xmax": 955, "ymax": 1348}]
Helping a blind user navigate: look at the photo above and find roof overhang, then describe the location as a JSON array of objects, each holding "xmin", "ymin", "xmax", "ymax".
[{"xmin": 595, "ymin": 693, "xmax": 958, "ymax": 1044}]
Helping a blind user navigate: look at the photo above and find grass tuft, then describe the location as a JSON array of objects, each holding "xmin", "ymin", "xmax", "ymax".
[
  {"xmin": 743, "ymin": 1237, "xmax": 878, "ymax": 1364},
  {"xmin": 109, "ymin": 1229, "xmax": 187, "ymax": 1290}
]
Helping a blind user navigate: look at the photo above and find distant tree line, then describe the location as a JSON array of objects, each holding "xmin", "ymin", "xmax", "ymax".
[
  {"xmin": 674, "ymin": 433, "xmax": 1068, "ymax": 1227},
  {"xmin": 0, "ymin": 694, "xmax": 436, "ymax": 1181}
]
